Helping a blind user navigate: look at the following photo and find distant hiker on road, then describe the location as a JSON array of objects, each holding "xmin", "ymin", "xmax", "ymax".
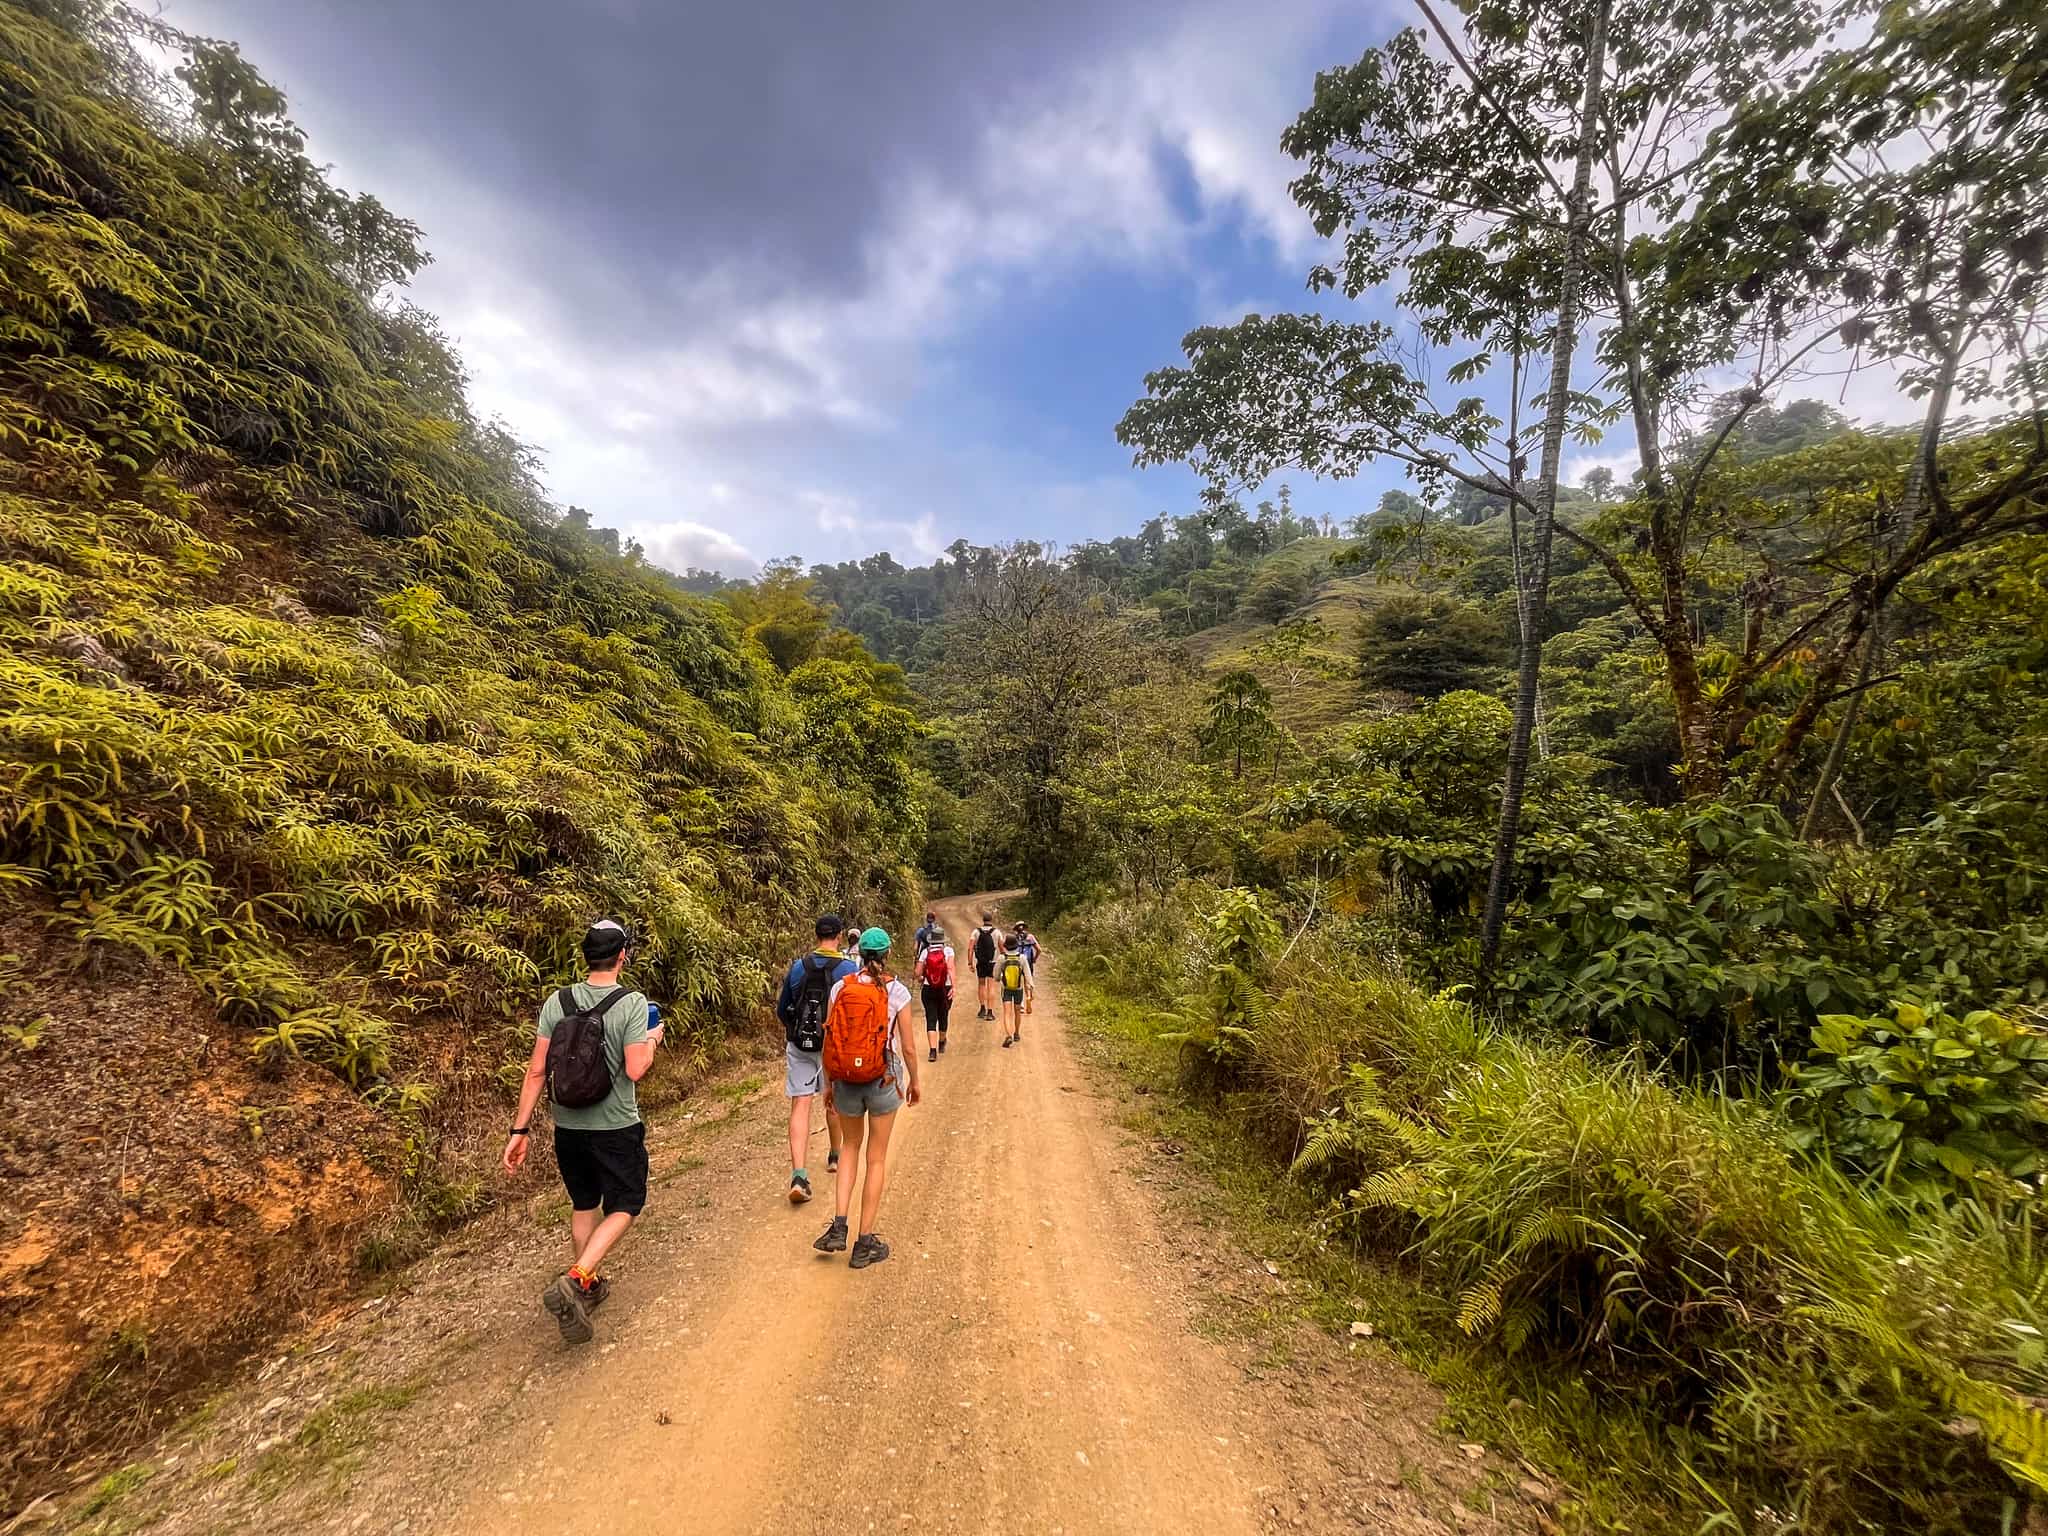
[
  {"xmin": 997, "ymin": 933, "xmax": 1034, "ymax": 1048},
  {"xmin": 503, "ymin": 917, "xmax": 657, "ymax": 1345},
  {"xmin": 914, "ymin": 910, "xmax": 942, "ymax": 960},
  {"xmin": 776, "ymin": 914, "xmax": 856, "ymax": 1206},
  {"xmin": 913, "ymin": 925, "xmax": 955, "ymax": 1061},
  {"xmin": 814, "ymin": 927, "xmax": 922, "ymax": 1268},
  {"xmin": 969, "ymin": 910, "xmax": 1002, "ymax": 1021}
]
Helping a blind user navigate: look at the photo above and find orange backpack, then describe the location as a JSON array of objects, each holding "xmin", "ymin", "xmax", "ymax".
[{"xmin": 824, "ymin": 970, "xmax": 894, "ymax": 1085}]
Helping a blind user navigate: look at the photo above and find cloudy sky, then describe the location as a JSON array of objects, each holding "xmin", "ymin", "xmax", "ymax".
[
  {"xmin": 155, "ymin": 0, "xmax": 1428, "ymax": 573},
  {"xmin": 161, "ymin": 1, "xmax": 1914, "ymax": 578}
]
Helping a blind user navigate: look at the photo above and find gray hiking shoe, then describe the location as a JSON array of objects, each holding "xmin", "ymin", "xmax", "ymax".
[
  {"xmin": 814, "ymin": 1215, "xmax": 849, "ymax": 1253},
  {"xmin": 848, "ymin": 1233, "xmax": 891, "ymax": 1270},
  {"xmin": 543, "ymin": 1273, "xmax": 594, "ymax": 1344}
]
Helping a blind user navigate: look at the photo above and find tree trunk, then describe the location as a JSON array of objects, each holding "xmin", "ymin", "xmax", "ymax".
[
  {"xmin": 1477, "ymin": 0, "xmax": 1611, "ymax": 986},
  {"xmin": 1796, "ymin": 336, "xmax": 1960, "ymax": 838},
  {"xmin": 1667, "ymin": 642, "xmax": 1725, "ymax": 797}
]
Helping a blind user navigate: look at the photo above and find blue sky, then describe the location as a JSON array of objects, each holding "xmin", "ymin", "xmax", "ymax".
[{"xmin": 163, "ymin": 0, "xmax": 1450, "ymax": 575}]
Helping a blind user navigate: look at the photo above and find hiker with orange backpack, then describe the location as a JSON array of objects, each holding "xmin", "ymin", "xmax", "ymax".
[
  {"xmin": 502, "ymin": 918, "xmax": 659, "ymax": 1344},
  {"xmin": 913, "ymin": 924, "xmax": 955, "ymax": 1061},
  {"xmin": 813, "ymin": 927, "xmax": 922, "ymax": 1268},
  {"xmin": 776, "ymin": 914, "xmax": 856, "ymax": 1206}
]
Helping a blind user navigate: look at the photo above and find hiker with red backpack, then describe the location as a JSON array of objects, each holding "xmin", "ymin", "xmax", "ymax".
[
  {"xmin": 913, "ymin": 925, "xmax": 955, "ymax": 1061},
  {"xmin": 813, "ymin": 927, "xmax": 922, "ymax": 1268},
  {"xmin": 502, "ymin": 917, "xmax": 659, "ymax": 1344},
  {"xmin": 776, "ymin": 914, "xmax": 856, "ymax": 1206}
]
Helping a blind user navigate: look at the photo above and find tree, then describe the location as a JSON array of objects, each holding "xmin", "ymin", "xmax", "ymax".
[
  {"xmin": 1359, "ymin": 594, "xmax": 1510, "ymax": 698},
  {"xmin": 938, "ymin": 551, "xmax": 1151, "ymax": 900},
  {"xmin": 1242, "ymin": 558, "xmax": 1315, "ymax": 622},
  {"xmin": 1197, "ymin": 669, "xmax": 1279, "ymax": 780},
  {"xmin": 1580, "ymin": 467, "xmax": 1616, "ymax": 502}
]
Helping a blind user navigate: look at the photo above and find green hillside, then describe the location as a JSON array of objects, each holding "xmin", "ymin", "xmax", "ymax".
[{"xmin": 0, "ymin": 3, "xmax": 917, "ymax": 1496}]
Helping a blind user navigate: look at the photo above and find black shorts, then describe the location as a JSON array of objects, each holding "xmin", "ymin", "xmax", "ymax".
[
  {"xmin": 921, "ymin": 984, "xmax": 952, "ymax": 1029},
  {"xmin": 975, "ymin": 959, "xmax": 996, "ymax": 979},
  {"xmin": 553, "ymin": 1122, "xmax": 648, "ymax": 1217}
]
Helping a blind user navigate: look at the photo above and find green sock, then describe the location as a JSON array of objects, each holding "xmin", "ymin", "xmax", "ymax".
[{"xmin": 794, "ymin": 1167, "xmax": 807, "ymax": 1180}]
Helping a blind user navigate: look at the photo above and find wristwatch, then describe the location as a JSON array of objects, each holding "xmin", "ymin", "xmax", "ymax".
[{"xmin": 509, "ymin": 1125, "xmax": 530, "ymax": 1136}]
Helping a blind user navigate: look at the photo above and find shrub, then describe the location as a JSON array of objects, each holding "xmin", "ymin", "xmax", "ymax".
[
  {"xmin": 1065, "ymin": 891, "xmax": 2048, "ymax": 1530},
  {"xmin": 1784, "ymin": 1002, "xmax": 2048, "ymax": 1202},
  {"xmin": 1298, "ymin": 1016, "xmax": 2047, "ymax": 1530}
]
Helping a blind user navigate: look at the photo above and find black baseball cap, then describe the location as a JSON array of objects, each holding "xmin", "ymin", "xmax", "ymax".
[
  {"xmin": 581, "ymin": 917, "xmax": 631, "ymax": 966},
  {"xmin": 816, "ymin": 914, "xmax": 845, "ymax": 939}
]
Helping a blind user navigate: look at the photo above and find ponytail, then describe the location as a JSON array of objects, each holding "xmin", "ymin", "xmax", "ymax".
[{"xmin": 863, "ymin": 953, "xmax": 889, "ymax": 983}]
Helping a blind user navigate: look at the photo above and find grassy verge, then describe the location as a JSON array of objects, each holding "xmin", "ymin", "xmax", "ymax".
[{"xmin": 1059, "ymin": 971, "xmax": 1706, "ymax": 1535}]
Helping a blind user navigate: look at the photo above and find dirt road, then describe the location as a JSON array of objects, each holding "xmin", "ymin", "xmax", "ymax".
[{"xmin": 58, "ymin": 896, "xmax": 1533, "ymax": 1536}]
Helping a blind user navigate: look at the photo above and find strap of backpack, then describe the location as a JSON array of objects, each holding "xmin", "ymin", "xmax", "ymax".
[{"xmin": 555, "ymin": 986, "xmax": 581, "ymax": 1019}]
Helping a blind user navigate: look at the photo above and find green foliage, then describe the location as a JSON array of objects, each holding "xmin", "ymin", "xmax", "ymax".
[
  {"xmin": 1161, "ymin": 888, "xmax": 1280, "ymax": 1087},
  {"xmin": 0, "ymin": 3, "xmax": 917, "ymax": 1109},
  {"xmin": 1356, "ymin": 592, "xmax": 1508, "ymax": 698},
  {"xmin": 1070, "ymin": 890, "xmax": 2048, "ymax": 1528},
  {"xmin": 1786, "ymin": 1002, "xmax": 2048, "ymax": 1202},
  {"xmin": 1193, "ymin": 668, "xmax": 1278, "ymax": 781}
]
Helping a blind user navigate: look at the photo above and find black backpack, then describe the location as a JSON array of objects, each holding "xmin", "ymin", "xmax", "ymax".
[
  {"xmin": 787, "ymin": 954, "xmax": 835, "ymax": 1052},
  {"xmin": 546, "ymin": 986, "xmax": 626, "ymax": 1108},
  {"xmin": 973, "ymin": 926, "xmax": 997, "ymax": 966}
]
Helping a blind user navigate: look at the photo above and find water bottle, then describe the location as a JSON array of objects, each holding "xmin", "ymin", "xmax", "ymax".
[{"xmin": 647, "ymin": 1001, "xmax": 663, "ymax": 1044}]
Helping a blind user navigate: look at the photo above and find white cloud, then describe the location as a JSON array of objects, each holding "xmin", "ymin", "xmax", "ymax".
[
  {"xmin": 1562, "ymin": 447, "xmax": 1641, "ymax": 489},
  {"xmin": 639, "ymin": 520, "xmax": 759, "ymax": 576}
]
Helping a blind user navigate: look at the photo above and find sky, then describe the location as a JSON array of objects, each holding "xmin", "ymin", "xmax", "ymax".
[
  {"xmin": 156, "ymin": 0, "xmax": 1428, "ymax": 574},
  {"xmin": 160, "ymin": 1, "xmax": 1914, "ymax": 579}
]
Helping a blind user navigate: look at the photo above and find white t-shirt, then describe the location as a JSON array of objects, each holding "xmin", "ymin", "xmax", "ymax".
[{"xmin": 915, "ymin": 944, "xmax": 955, "ymax": 985}]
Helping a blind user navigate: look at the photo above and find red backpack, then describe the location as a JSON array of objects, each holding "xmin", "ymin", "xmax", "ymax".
[
  {"xmin": 923, "ymin": 947, "xmax": 952, "ymax": 989},
  {"xmin": 824, "ymin": 971, "xmax": 894, "ymax": 1085}
]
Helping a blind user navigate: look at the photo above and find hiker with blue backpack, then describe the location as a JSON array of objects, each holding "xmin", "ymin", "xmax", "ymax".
[
  {"xmin": 813, "ymin": 927, "xmax": 922, "ymax": 1269},
  {"xmin": 776, "ymin": 913, "xmax": 856, "ymax": 1206},
  {"xmin": 502, "ymin": 917, "xmax": 659, "ymax": 1344}
]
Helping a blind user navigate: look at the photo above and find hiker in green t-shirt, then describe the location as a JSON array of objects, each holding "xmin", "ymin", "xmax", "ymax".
[{"xmin": 502, "ymin": 918, "xmax": 658, "ymax": 1343}]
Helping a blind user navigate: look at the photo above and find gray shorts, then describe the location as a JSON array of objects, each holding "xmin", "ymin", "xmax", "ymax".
[
  {"xmin": 785, "ymin": 1042, "xmax": 824, "ymax": 1098},
  {"xmin": 832, "ymin": 1074, "xmax": 903, "ymax": 1118}
]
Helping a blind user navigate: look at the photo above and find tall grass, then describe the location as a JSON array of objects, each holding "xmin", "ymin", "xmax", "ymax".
[{"xmin": 1057, "ymin": 887, "xmax": 2048, "ymax": 1533}]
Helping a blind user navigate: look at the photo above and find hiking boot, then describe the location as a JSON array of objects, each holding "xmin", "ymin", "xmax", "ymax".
[
  {"xmin": 938, "ymin": 1035, "xmax": 948, "ymax": 1054},
  {"xmin": 586, "ymin": 1276, "xmax": 611, "ymax": 1312},
  {"xmin": 1002, "ymin": 1035, "xmax": 1014, "ymax": 1048},
  {"xmin": 789, "ymin": 1171, "xmax": 813, "ymax": 1205},
  {"xmin": 826, "ymin": 1149, "xmax": 840, "ymax": 1174},
  {"xmin": 928, "ymin": 1047, "xmax": 938, "ymax": 1063},
  {"xmin": 848, "ymin": 1233, "xmax": 892, "ymax": 1270},
  {"xmin": 814, "ymin": 1215, "xmax": 849, "ymax": 1253},
  {"xmin": 543, "ymin": 1273, "xmax": 594, "ymax": 1344}
]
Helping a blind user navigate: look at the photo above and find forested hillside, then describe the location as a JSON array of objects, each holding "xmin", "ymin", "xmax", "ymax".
[{"xmin": 0, "ymin": 0, "xmax": 917, "ymax": 1498}]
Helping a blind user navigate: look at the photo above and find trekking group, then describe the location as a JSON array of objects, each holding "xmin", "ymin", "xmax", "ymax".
[{"xmin": 504, "ymin": 905, "xmax": 1041, "ymax": 1341}]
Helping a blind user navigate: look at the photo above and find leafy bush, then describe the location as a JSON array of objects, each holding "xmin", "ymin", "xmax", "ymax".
[
  {"xmin": 1785, "ymin": 1002, "xmax": 2048, "ymax": 1202},
  {"xmin": 1063, "ymin": 893, "xmax": 2048, "ymax": 1530},
  {"xmin": 1159, "ymin": 887, "xmax": 1278, "ymax": 1088}
]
